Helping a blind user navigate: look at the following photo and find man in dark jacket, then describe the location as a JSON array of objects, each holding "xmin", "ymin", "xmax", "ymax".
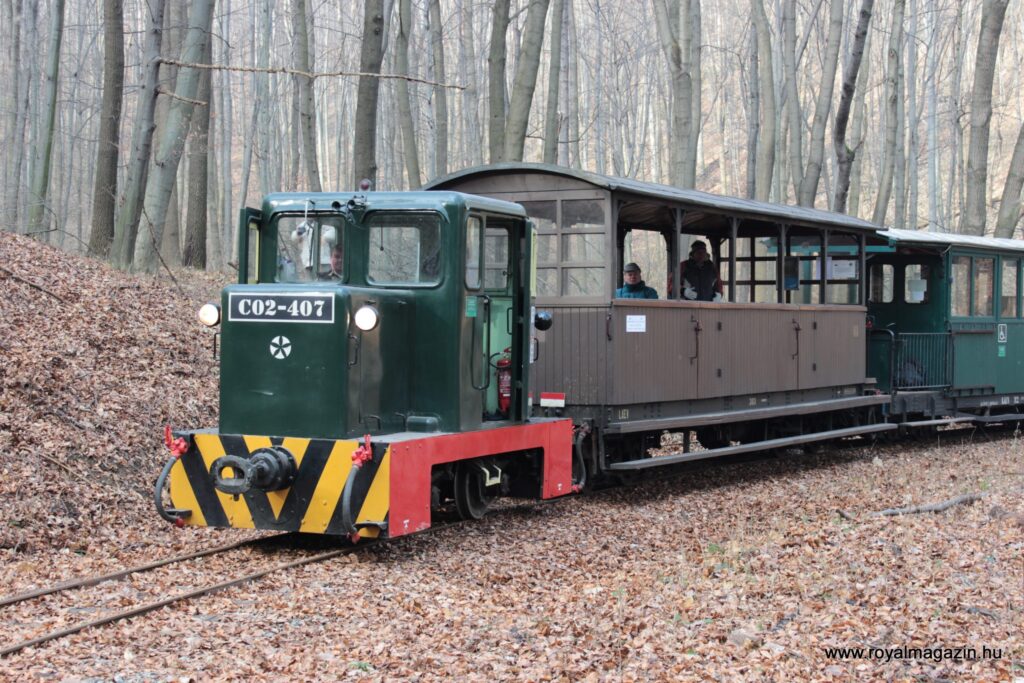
[
  {"xmin": 679, "ymin": 240, "xmax": 723, "ymax": 301},
  {"xmin": 615, "ymin": 262, "xmax": 658, "ymax": 299}
]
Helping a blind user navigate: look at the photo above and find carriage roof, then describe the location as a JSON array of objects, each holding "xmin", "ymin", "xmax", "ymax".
[
  {"xmin": 426, "ymin": 162, "xmax": 881, "ymax": 235},
  {"xmin": 878, "ymin": 227, "xmax": 1024, "ymax": 254}
]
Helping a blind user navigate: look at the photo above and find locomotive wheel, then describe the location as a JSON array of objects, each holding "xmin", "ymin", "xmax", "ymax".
[{"xmin": 453, "ymin": 462, "xmax": 497, "ymax": 520}]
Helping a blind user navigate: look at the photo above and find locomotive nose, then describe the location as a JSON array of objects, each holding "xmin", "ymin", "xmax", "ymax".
[{"xmin": 210, "ymin": 446, "xmax": 297, "ymax": 495}]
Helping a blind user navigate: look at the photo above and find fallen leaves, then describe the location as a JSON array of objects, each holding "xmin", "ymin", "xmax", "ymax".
[{"xmin": 0, "ymin": 231, "xmax": 1022, "ymax": 680}]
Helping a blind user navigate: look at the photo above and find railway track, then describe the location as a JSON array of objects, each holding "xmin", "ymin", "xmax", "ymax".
[
  {"xmin": 0, "ymin": 533, "xmax": 371, "ymax": 658},
  {"xmin": 1, "ymin": 424, "xmax": 1004, "ymax": 659}
]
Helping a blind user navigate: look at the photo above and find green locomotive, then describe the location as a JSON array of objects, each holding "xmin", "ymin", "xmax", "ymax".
[{"xmin": 156, "ymin": 190, "xmax": 575, "ymax": 540}]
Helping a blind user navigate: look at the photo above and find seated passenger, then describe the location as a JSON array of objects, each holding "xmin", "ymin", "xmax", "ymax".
[
  {"xmin": 615, "ymin": 262, "xmax": 658, "ymax": 299},
  {"xmin": 677, "ymin": 240, "xmax": 723, "ymax": 302}
]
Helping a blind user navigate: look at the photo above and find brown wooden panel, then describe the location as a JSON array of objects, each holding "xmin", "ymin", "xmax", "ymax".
[
  {"xmin": 535, "ymin": 302, "xmax": 868, "ymax": 407},
  {"xmin": 609, "ymin": 305, "xmax": 699, "ymax": 404},
  {"xmin": 532, "ymin": 306, "xmax": 608, "ymax": 405},
  {"xmin": 810, "ymin": 308, "xmax": 867, "ymax": 388}
]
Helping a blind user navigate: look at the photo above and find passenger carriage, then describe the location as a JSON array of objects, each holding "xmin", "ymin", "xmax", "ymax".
[
  {"xmin": 866, "ymin": 229, "xmax": 1024, "ymax": 425},
  {"xmin": 425, "ymin": 163, "xmax": 897, "ymax": 476}
]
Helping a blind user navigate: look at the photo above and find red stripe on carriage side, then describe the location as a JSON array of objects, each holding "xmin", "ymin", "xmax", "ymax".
[{"xmin": 386, "ymin": 420, "xmax": 573, "ymax": 539}]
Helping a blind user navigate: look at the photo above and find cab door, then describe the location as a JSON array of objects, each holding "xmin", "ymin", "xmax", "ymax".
[{"xmin": 460, "ymin": 212, "xmax": 530, "ymax": 429}]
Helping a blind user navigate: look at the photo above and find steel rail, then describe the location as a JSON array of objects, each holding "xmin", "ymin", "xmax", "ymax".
[
  {"xmin": 0, "ymin": 541, "xmax": 373, "ymax": 658},
  {"xmin": 0, "ymin": 533, "xmax": 290, "ymax": 609}
]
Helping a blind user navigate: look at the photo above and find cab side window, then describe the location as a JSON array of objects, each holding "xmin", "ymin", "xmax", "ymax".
[
  {"xmin": 951, "ymin": 256, "xmax": 971, "ymax": 317},
  {"xmin": 465, "ymin": 216, "xmax": 482, "ymax": 289},
  {"xmin": 868, "ymin": 264, "xmax": 894, "ymax": 303},
  {"xmin": 1001, "ymin": 259, "xmax": 1019, "ymax": 318},
  {"xmin": 973, "ymin": 257, "xmax": 995, "ymax": 317},
  {"xmin": 903, "ymin": 264, "xmax": 929, "ymax": 304},
  {"xmin": 485, "ymin": 224, "xmax": 510, "ymax": 291}
]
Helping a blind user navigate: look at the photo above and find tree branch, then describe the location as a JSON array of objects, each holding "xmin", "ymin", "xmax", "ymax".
[
  {"xmin": 0, "ymin": 266, "xmax": 65, "ymax": 302},
  {"xmin": 875, "ymin": 493, "xmax": 984, "ymax": 516},
  {"xmin": 157, "ymin": 58, "xmax": 466, "ymax": 90},
  {"xmin": 155, "ymin": 86, "xmax": 208, "ymax": 106}
]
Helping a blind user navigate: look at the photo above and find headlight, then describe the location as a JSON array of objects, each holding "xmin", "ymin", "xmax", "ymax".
[
  {"xmin": 198, "ymin": 302, "xmax": 221, "ymax": 327},
  {"xmin": 353, "ymin": 305, "xmax": 379, "ymax": 331}
]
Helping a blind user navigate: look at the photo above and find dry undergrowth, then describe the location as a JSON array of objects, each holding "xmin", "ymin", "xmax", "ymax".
[{"xmin": 0, "ymin": 231, "xmax": 1021, "ymax": 681}]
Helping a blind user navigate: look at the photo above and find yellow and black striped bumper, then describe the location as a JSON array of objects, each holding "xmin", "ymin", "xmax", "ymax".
[{"xmin": 167, "ymin": 433, "xmax": 390, "ymax": 538}]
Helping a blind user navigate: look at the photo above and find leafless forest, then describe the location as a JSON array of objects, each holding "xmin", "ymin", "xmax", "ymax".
[{"xmin": 2, "ymin": 0, "xmax": 1023, "ymax": 273}]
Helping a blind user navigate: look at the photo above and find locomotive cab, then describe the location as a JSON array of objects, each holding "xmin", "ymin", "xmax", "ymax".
[{"xmin": 224, "ymin": 191, "xmax": 534, "ymax": 438}]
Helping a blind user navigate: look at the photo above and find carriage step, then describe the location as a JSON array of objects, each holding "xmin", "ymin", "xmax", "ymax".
[
  {"xmin": 901, "ymin": 417, "xmax": 975, "ymax": 428},
  {"xmin": 958, "ymin": 412, "xmax": 1024, "ymax": 424},
  {"xmin": 606, "ymin": 423, "xmax": 898, "ymax": 471}
]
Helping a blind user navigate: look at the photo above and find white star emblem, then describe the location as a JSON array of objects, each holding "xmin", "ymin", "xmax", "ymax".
[{"xmin": 270, "ymin": 336, "xmax": 292, "ymax": 359}]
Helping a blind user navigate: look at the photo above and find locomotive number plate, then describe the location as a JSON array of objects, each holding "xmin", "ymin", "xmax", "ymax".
[{"xmin": 228, "ymin": 293, "xmax": 335, "ymax": 324}]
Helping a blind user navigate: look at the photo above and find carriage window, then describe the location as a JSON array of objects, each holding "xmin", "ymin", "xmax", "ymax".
[
  {"xmin": 484, "ymin": 226, "xmax": 509, "ymax": 290},
  {"xmin": 563, "ymin": 200, "xmax": 605, "ymax": 230},
  {"xmin": 1001, "ymin": 259, "xmax": 1019, "ymax": 318},
  {"xmin": 904, "ymin": 264, "xmax": 929, "ymax": 304},
  {"xmin": 973, "ymin": 257, "xmax": 995, "ymax": 317},
  {"xmin": 274, "ymin": 215, "xmax": 342, "ymax": 283},
  {"xmin": 563, "ymin": 268, "xmax": 604, "ymax": 296},
  {"xmin": 536, "ymin": 268, "xmax": 558, "ymax": 296},
  {"xmin": 367, "ymin": 213, "xmax": 441, "ymax": 285},
  {"xmin": 951, "ymin": 256, "xmax": 971, "ymax": 316},
  {"xmin": 521, "ymin": 198, "xmax": 606, "ymax": 298},
  {"xmin": 465, "ymin": 216, "xmax": 482, "ymax": 289},
  {"xmin": 869, "ymin": 264, "xmax": 894, "ymax": 303}
]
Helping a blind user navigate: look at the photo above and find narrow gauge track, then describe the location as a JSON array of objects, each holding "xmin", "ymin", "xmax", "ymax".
[
  {"xmin": 1, "ymin": 424, "xmax": 1005, "ymax": 659},
  {"xmin": 0, "ymin": 534, "xmax": 372, "ymax": 658}
]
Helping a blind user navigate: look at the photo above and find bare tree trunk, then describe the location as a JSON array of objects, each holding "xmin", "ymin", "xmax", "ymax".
[
  {"xmin": 797, "ymin": 0, "xmax": 842, "ymax": 207},
  {"xmin": 353, "ymin": 0, "xmax": 385, "ymax": 188},
  {"xmin": 110, "ymin": 0, "xmax": 164, "ymax": 269},
  {"xmin": 653, "ymin": 0, "xmax": 696, "ymax": 188},
  {"xmin": 745, "ymin": 26, "xmax": 759, "ymax": 199},
  {"xmin": 962, "ymin": 0, "xmax": 1010, "ymax": 235},
  {"xmin": 132, "ymin": 0, "xmax": 215, "ymax": 272},
  {"xmin": 487, "ymin": 0, "xmax": 510, "ymax": 163},
  {"xmin": 8, "ymin": 0, "xmax": 28, "ymax": 230},
  {"xmin": 893, "ymin": 51, "xmax": 907, "ymax": 229},
  {"xmin": 871, "ymin": 0, "xmax": 905, "ymax": 227},
  {"xmin": 86, "ymin": 0, "xmax": 123, "ymax": 257},
  {"xmin": 847, "ymin": 26, "xmax": 873, "ymax": 217},
  {"xmin": 995, "ymin": 122, "xmax": 1024, "ymax": 238},
  {"xmin": 26, "ymin": 0, "xmax": 64, "ymax": 235},
  {"xmin": 781, "ymin": 0, "xmax": 802, "ymax": 199},
  {"xmin": 925, "ymin": 0, "xmax": 940, "ymax": 229},
  {"xmin": 457, "ymin": 0, "xmax": 482, "ymax": 167},
  {"xmin": 542, "ymin": 0, "xmax": 564, "ymax": 165},
  {"xmin": 906, "ymin": 0, "xmax": 919, "ymax": 230},
  {"xmin": 292, "ymin": 0, "xmax": 321, "ymax": 192},
  {"xmin": 183, "ymin": 31, "xmax": 212, "ymax": 270},
  {"xmin": 563, "ymin": 0, "xmax": 580, "ymax": 167},
  {"xmin": 395, "ymin": 0, "xmax": 420, "ymax": 187},
  {"xmin": 503, "ymin": 0, "xmax": 551, "ymax": 161},
  {"xmin": 832, "ymin": 0, "xmax": 874, "ymax": 214},
  {"xmin": 206, "ymin": 86, "xmax": 222, "ymax": 269},
  {"xmin": 946, "ymin": 3, "xmax": 967, "ymax": 233},
  {"xmin": 687, "ymin": 0, "xmax": 702, "ymax": 186},
  {"xmin": 750, "ymin": 0, "xmax": 775, "ymax": 201},
  {"xmin": 427, "ymin": 0, "xmax": 447, "ymax": 178}
]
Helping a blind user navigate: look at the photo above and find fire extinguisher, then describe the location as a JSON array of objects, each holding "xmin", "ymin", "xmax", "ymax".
[{"xmin": 496, "ymin": 347, "xmax": 512, "ymax": 416}]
